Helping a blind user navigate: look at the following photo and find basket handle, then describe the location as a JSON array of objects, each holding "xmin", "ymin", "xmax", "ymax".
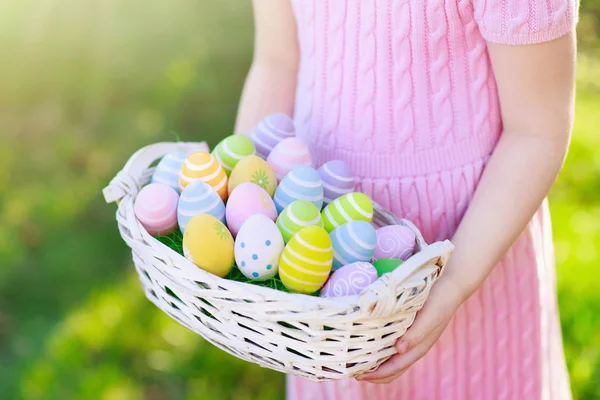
[
  {"xmin": 358, "ymin": 240, "xmax": 454, "ymax": 319},
  {"xmin": 103, "ymin": 141, "xmax": 209, "ymax": 204}
]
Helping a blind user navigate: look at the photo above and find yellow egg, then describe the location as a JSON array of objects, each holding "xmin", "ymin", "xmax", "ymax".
[
  {"xmin": 180, "ymin": 152, "xmax": 228, "ymax": 200},
  {"xmin": 279, "ymin": 225, "xmax": 333, "ymax": 293},
  {"xmin": 228, "ymin": 155, "xmax": 277, "ymax": 197},
  {"xmin": 182, "ymin": 214, "xmax": 234, "ymax": 277}
]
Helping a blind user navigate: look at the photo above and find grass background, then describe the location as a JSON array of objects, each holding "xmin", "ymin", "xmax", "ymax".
[{"xmin": 0, "ymin": 1, "xmax": 598, "ymax": 399}]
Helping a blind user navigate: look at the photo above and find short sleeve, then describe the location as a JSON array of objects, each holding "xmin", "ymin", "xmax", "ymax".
[{"xmin": 473, "ymin": 0, "xmax": 579, "ymax": 45}]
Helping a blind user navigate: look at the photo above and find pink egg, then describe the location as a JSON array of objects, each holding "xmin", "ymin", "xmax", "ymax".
[
  {"xmin": 266, "ymin": 137, "xmax": 312, "ymax": 182},
  {"xmin": 373, "ymin": 225, "xmax": 416, "ymax": 261},
  {"xmin": 320, "ymin": 262, "xmax": 378, "ymax": 298},
  {"xmin": 134, "ymin": 183, "xmax": 179, "ymax": 236},
  {"xmin": 226, "ymin": 182, "xmax": 277, "ymax": 237}
]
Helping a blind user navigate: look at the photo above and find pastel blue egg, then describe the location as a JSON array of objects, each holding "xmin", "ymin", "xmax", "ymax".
[
  {"xmin": 151, "ymin": 150, "xmax": 187, "ymax": 194},
  {"xmin": 177, "ymin": 181, "xmax": 226, "ymax": 233},
  {"xmin": 274, "ymin": 166, "xmax": 323, "ymax": 213},
  {"xmin": 330, "ymin": 221, "xmax": 376, "ymax": 270}
]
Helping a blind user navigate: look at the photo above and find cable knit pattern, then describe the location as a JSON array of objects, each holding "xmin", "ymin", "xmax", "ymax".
[{"xmin": 289, "ymin": 0, "xmax": 577, "ymax": 398}]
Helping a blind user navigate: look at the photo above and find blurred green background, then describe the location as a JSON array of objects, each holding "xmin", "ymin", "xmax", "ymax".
[{"xmin": 0, "ymin": 1, "xmax": 598, "ymax": 399}]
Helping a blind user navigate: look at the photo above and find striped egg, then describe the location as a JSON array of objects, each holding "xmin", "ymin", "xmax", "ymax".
[
  {"xmin": 276, "ymin": 200, "xmax": 324, "ymax": 243},
  {"xmin": 279, "ymin": 225, "xmax": 333, "ymax": 294},
  {"xmin": 179, "ymin": 152, "xmax": 228, "ymax": 201},
  {"xmin": 267, "ymin": 138, "xmax": 312, "ymax": 182},
  {"xmin": 211, "ymin": 135, "xmax": 255, "ymax": 176},
  {"xmin": 177, "ymin": 181, "xmax": 226, "ymax": 233},
  {"xmin": 320, "ymin": 262, "xmax": 378, "ymax": 298},
  {"xmin": 273, "ymin": 166, "xmax": 323, "ymax": 213},
  {"xmin": 151, "ymin": 150, "xmax": 187, "ymax": 194},
  {"xmin": 330, "ymin": 221, "xmax": 376, "ymax": 270},
  {"xmin": 228, "ymin": 155, "xmax": 277, "ymax": 197},
  {"xmin": 249, "ymin": 113, "xmax": 295, "ymax": 159},
  {"xmin": 318, "ymin": 160, "xmax": 355, "ymax": 206},
  {"xmin": 373, "ymin": 225, "xmax": 417, "ymax": 261},
  {"xmin": 134, "ymin": 183, "xmax": 179, "ymax": 236},
  {"xmin": 321, "ymin": 192, "xmax": 374, "ymax": 233}
]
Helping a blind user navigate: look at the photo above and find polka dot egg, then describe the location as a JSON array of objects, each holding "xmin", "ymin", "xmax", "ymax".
[
  {"xmin": 279, "ymin": 225, "xmax": 333, "ymax": 294},
  {"xmin": 276, "ymin": 200, "xmax": 324, "ymax": 243},
  {"xmin": 330, "ymin": 220, "xmax": 376, "ymax": 271},
  {"xmin": 320, "ymin": 262, "xmax": 378, "ymax": 298},
  {"xmin": 234, "ymin": 214, "xmax": 285, "ymax": 280},
  {"xmin": 177, "ymin": 181, "xmax": 226, "ymax": 234},
  {"xmin": 183, "ymin": 214, "xmax": 234, "ymax": 278},
  {"xmin": 226, "ymin": 182, "xmax": 277, "ymax": 237},
  {"xmin": 373, "ymin": 225, "xmax": 417, "ymax": 261},
  {"xmin": 249, "ymin": 113, "xmax": 295, "ymax": 159},
  {"xmin": 321, "ymin": 192, "xmax": 374, "ymax": 233},
  {"xmin": 228, "ymin": 155, "xmax": 277, "ymax": 197},
  {"xmin": 267, "ymin": 138, "xmax": 312, "ymax": 182},
  {"xmin": 212, "ymin": 135, "xmax": 255, "ymax": 176},
  {"xmin": 273, "ymin": 165, "xmax": 323, "ymax": 213},
  {"xmin": 318, "ymin": 160, "xmax": 355, "ymax": 206},
  {"xmin": 151, "ymin": 150, "xmax": 187, "ymax": 194},
  {"xmin": 134, "ymin": 183, "xmax": 179, "ymax": 236},
  {"xmin": 179, "ymin": 152, "xmax": 228, "ymax": 201}
]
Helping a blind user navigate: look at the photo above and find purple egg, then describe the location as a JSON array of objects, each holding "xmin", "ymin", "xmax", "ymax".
[
  {"xmin": 318, "ymin": 160, "xmax": 355, "ymax": 206},
  {"xmin": 249, "ymin": 113, "xmax": 295, "ymax": 159},
  {"xmin": 320, "ymin": 262, "xmax": 378, "ymax": 298}
]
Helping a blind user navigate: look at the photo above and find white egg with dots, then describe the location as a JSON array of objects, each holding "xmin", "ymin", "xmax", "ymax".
[{"xmin": 235, "ymin": 214, "xmax": 284, "ymax": 280}]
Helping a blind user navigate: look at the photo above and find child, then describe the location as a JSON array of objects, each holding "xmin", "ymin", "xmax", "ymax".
[{"xmin": 236, "ymin": 1, "xmax": 578, "ymax": 398}]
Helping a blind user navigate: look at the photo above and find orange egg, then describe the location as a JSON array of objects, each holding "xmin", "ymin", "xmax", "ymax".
[{"xmin": 180, "ymin": 152, "xmax": 228, "ymax": 200}]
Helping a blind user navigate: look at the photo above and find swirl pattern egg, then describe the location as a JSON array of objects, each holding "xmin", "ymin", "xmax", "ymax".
[
  {"xmin": 279, "ymin": 226, "xmax": 333, "ymax": 294},
  {"xmin": 212, "ymin": 135, "xmax": 255, "ymax": 176},
  {"xmin": 249, "ymin": 113, "xmax": 295, "ymax": 159},
  {"xmin": 267, "ymin": 138, "xmax": 312, "ymax": 182},
  {"xmin": 151, "ymin": 150, "xmax": 187, "ymax": 194},
  {"xmin": 235, "ymin": 215, "xmax": 285, "ymax": 280},
  {"xmin": 276, "ymin": 200, "xmax": 324, "ymax": 243},
  {"xmin": 179, "ymin": 152, "xmax": 228, "ymax": 200},
  {"xmin": 177, "ymin": 181, "xmax": 226, "ymax": 233},
  {"xmin": 373, "ymin": 225, "xmax": 417, "ymax": 261},
  {"xmin": 318, "ymin": 160, "xmax": 355, "ymax": 206},
  {"xmin": 183, "ymin": 214, "xmax": 234, "ymax": 277},
  {"xmin": 134, "ymin": 183, "xmax": 179, "ymax": 236},
  {"xmin": 226, "ymin": 182, "xmax": 277, "ymax": 237},
  {"xmin": 321, "ymin": 192, "xmax": 373, "ymax": 233},
  {"xmin": 228, "ymin": 155, "xmax": 277, "ymax": 197},
  {"xmin": 274, "ymin": 166, "xmax": 323, "ymax": 213},
  {"xmin": 330, "ymin": 221, "xmax": 376, "ymax": 270},
  {"xmin": 320, "ymin": 262, "xmax": 378, "ymax": 298}
]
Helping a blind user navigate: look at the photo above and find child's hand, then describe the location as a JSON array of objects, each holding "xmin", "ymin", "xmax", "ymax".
[{"xmin": 356, "ymin": 274, "xmax": 466, "ymax": 384}]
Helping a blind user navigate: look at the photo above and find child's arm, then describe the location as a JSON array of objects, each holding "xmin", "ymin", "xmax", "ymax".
[
  {"xmin": 360, "ymin": 32, "xmax": 576, "ymax": 383},
  {"xmin": 234, "ymin": 0, "xmax": 299, "ymax": 135}
]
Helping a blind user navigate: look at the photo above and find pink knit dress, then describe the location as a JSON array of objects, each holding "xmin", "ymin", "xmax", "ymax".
[{"xmin": 286, "ymin": 1, "xmax": 578, "ymax": 399}]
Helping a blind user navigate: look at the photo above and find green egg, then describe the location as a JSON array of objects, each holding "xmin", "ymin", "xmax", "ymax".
[
  {"xmin": 276, "ymin": 200, "xmax": 324, "ymax": 243},
  {"xmin": 372, "ymin": 258, "xmax": 404, "ymax": 277},
  {"xmin": 212, "ymin": 135, "xmax": 255, "ymax": 176},
  {"xmin": 321, "ymin": 192, "xmax": 373, "ymax": 232}
]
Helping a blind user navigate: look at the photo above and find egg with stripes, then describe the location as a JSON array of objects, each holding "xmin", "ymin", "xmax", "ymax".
[
  {"xmin": 278, "ymin": 225, "xmax": 333, "ymax": 294},
  {"xmin": 273, "ymin": 166, "xmax": 323, "ymax": 213},
  {"xmin": 151, "ymin": 150, "xmax": 187, "ymax": 194},
  {"xmin": 267, "ymin": 138, "xmax": 312, "ymax": 182},
  {"xmin": 177, "ymin": 181, "xmax": 226, "ymax": 233},
  {"xmin": 226, "ymin": 182, "xmax": 277, "ymax": 237},
  {"xmin": 179, "ymin": 152, "xmax": 228, "ymax": 201},
  {"xmin": 235, "ymin": 214, "xmax": 285, "ymax": 280},
  {"xmin": 211, "ymin": 135, "xmax": 255, "ymax": 176},
  {"xmin": 134, "ymin": 183, "xmax": 179, "ymax": 236},
  {"xmin": 318, "ymin": 160, "xmax": 355, "ymax": 206},
  {"xmin": 330, "ymin": 221, "xmax": 376, "ymax": 270},
  {"xmin": 321, "ymin": 192, "xmax": 374, "ymax": 233},
  {"xmin": 373, "ymin": 225, "xmax": 417, "ymax": 261},
  {"xmin": 276, "ymin": 200, "xmax": 324, "ymax": 243},
  {"xmin": 320, "ymin": 262, "xmax": 379, "ymax": 298},
  {"xmin": 183, "ymin": 214, "xmax": 234, "ymax": 278},
  {"xmin": 249, "ymin": 113, "xmax": 295, "ymax": 159},
  {"xmin": 228, "ymin": 155, "xmax": 277, "ymax": 197}
]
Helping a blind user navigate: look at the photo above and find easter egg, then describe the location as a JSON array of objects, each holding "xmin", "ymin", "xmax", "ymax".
[
  {"xmin": 279, "ymin": 225, "xmax": 333, "ymax": 294},
  {"xmin": 273, "ymin": 166, "xmax": 324, "ymax": 213},
  {"xmin": 151, "ymin": 150, "xmax": 187, "ymax": 194},
  {"xmin": 226, "ymin": 182, "xmax": 277, "ymax": 237},
  {"xmin": 321, "ymin": 192, "xmax": 374, "ymax": 233},
  {"xmin": 183, "ymin": 214, "xmax": 234, "ymax": 277},
  {"xmin": 330, "ymin": 221, "xmax": 376, "ymax": 271},
  {"xmin": 373, "ymin": 225, "xmax": 417, "ymax": 261},
  {"xmin": 179, "ymin": 152, "xmax": 228, "ymax": 201},
  {"xmin": 212, "ymin": 135, "xmax": 256, "ymax": 176},
  {"xmin": 234, "ymin": 214, "xmax": 285, "ymax": 280},
  {"xmin": 249, "ymin": 113, "xmax": 295, "ymax": 159},
  {"xmin": 318, "ymin": 160, "xmax": 355, "ymax": 206},
  {"xmin": 228, "ymin": 155, "xmax": 277, "ymax": 197},
  {"xmin": 267, "ymin": 138, "xmax": 312, "ymax": 182},
  {"xmin": 320, "ymin": 262, "xmax": 378, "ymax": 298},
  {"xmin": 276, "ymin": 200, "xmax": 324, "ymax": 243},
  {"xmin": 177, "ymin": 181, "xmax": 226, "ymax": 233},
  {"xmin": 134, "ymin": 183, "xmax": 179, "ymax": 236},
  {"xmin": 372, "ymin": 258, "xmax": 404, "ymax": 277}
]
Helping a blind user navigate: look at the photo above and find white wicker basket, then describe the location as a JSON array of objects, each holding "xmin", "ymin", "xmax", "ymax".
[{"xmin": 103, "ymin": 141, "xmax": 454, "ymax": 382}]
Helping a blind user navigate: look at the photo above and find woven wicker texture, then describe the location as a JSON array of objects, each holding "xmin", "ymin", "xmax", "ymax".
[{"xmin": 104, "ymin": 142, "xmax": 454, "ymax": 381}]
